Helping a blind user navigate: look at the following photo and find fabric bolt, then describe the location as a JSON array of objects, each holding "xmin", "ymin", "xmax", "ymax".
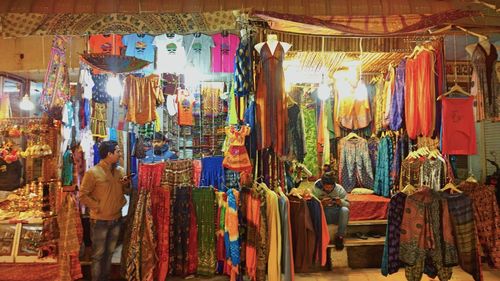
[
  {"xmin": 234, "ymin": 37, "xmax": 253, "ymax": 97},
  {"xmin": 211, "ymin": 33, "xmax": 240, "ymax": 73},
  {"xmin": 193, "ymin": 188, "xmax": 216, "ymax": 276},
  {"xmin": 288, "ymin": 196, "xmax": 316, "ymax": 273},
  {"xmin": 460, "ymin": 182, "xmax": 500, "ymax": 268},
  {"xmin": 122, "ymin": 74, "xmax": 163, "ymax": 125},
  {"xmin": 183, "ymin": 34, "xmax": 214, "ymax": 74},
  {"xmin": 200, "ymin": 156, "xmax": 225, "ymax": 190},
  {"xmin": 338, "ymin": 137, "xmax": 374, "ymax": 192},
  {"xmin": 442, "ymin": 192, "xmax": 483, "ymax": 281},
  {"xmin": 389, "ymin": 60, "xmax": 406, "ymax": 130},
  {"xmin": 399, "ymin": 189, "xmax": 458, "ymax": 281},
  {"xmin": 441, "ymin": 96, "xmax": 477, "ymax": 155},
  {"xmin": 223, "ymin": 125, "xmax": 252, "ymax": 173},
  {"xmin": 374, "ymin": 136, "xmax": 393, "ymax": 197},
  {"xmin": 153, "ymin": 34, "xmax": 186, "ymax": 74},
  {"xmin": 381, "ymin": 192, "xmax": 407, "ymax": 276},
  {"xmin": 225, "ymin": 188, "xmax": 240, "ymax": 281},
  {"xmin": 287, "ymin": 103, "xmax": 306, "ymax": 162},
  {"xmin": 255, "ymin": 42, "xmax": 288, "ymax": 156}
]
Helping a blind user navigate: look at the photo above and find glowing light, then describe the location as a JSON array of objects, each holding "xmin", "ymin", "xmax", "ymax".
[
  {"xmin": 354, "ymin": 79, "xmax": 368, "ymax": 101},
  {"xmin": 106, "ymin": 76, "xmax": 123, "ymax": 97},
  {"xmin": 19, "ymin": 94, "xmax": 34, "ymax": 111}
]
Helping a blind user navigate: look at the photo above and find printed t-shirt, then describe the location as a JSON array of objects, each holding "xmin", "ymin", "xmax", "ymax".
[
  {"xmin": 211, "ymin": 33, "xmax": 239, "ymax": 73},
  {"xmin": 153, "ymin": 34, "xmax": 186, "ymax": 74}
]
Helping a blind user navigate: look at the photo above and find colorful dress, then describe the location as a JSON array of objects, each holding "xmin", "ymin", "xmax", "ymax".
[{"xmin": 223, "ymin": 125, "xmax": 252, "ymax": 173}]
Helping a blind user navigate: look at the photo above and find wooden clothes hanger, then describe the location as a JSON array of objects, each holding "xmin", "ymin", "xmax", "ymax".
[
  {"xmin": 401, "ymin": 183, "xmax": 416, "ymax": 195},
  {"xmin": 437, "ymin": 84, "xmax": 471, "ymax": 100},
  {"xmin": 440, "ymin": 181, "xmax": 462, "ymax": 193},
  {"xmin": 345, "ymin": 132, "xmax": 363, "ymax": 141}
]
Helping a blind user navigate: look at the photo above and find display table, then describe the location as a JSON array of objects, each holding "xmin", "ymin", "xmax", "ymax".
[{"xmin": 346, "ymin": 194, "xmax": 390, "ymax": 221}]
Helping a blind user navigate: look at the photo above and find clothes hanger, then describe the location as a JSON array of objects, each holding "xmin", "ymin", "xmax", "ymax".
[
  {"xmin": 437, "ymin": 84, "xmax": 471, "ymax": 100},
  {"xmin": 440, "ymin": 181, "xmax": 462, "ymax": 193},
  {"xmin": 401, "ymin": 183, "xmax": 416, "ymax": 195},
  {"xmin": 345, "ymin": 131, "xmax": 362, "ymax": 141}
]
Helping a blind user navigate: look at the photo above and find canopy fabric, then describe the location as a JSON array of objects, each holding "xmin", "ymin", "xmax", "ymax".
[
  {"xmin": 0, "ymin": 11, "xmax": 240, "ymax": 37},
  {"xmin": 253, "ymin": 9, "xmax": 478, "ymax": 36}
]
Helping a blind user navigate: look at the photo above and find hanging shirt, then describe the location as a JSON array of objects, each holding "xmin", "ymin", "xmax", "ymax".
[
  {"xmin": 122, "ymin": 74, "xmax": 164, "ymax": 125},
  {"xmin": 441, "ymin": 96, "xmax": 477, "ymax": 155},
  {"xmin": 89, "ymin": 34, "xmax": 123, "ymax": 55},
  {"xmin": 122, "ymin": 34, "xmax": 155, "ymax": 74},
  {"xmin": 79, "ymin": 67, "xmax": 94, "ymax": 100},
  {"xmin": 183, "ymin": 34, "xmax": 214, "ymax": 74},
  {"xmin": 389, "ymin": 60, "xmax": 406, "ymax": 130},
  {"xmin": 211, "ymin": 33, "xmax": 240, "ymax": 73},
  {"xmin": 234, "ymin": 38, "xmax": 253, "ymax": 97},
  {"xmin": 177, "ymin": 89, "xmax": 194, "ymax": 126},
  {"xmin": 91, "ymin": 74, "xmax": 111, "ymax": 103},
  {"xmin": 153, "ymin": 34, "xmax": 186, "ymax": 74}
]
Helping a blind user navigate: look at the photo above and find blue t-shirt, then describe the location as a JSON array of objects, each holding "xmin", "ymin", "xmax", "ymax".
[{"xmin": 122, "ymin": 34, "xmax": 155, "ymax": 74}]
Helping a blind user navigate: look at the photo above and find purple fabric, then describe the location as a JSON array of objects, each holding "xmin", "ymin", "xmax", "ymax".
[{"xmin": 389, "ymin": 60, "xmax": 405, "ymax": 130}]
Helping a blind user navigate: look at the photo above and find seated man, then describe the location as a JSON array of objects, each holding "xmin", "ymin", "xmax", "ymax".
[
  {"xmin": 312, "ymin": 171, "xmax": 350, "ymax": 250},
  {"xmin": 143, "ymin": 132, "xmax": 178, "ymax": 163}
]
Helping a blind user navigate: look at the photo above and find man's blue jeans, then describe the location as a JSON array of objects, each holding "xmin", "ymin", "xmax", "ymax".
[
  {"xmin": 324, "ymin": 206, "xmax": 350, "ymax": 237},
  {"xmin": 90, "ymin": 218, "xmax": 121, "ymax": 281}
]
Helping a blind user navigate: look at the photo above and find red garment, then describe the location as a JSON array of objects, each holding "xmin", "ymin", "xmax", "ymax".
[
  {"xmin": 405, "ymin": 58, "xmax": 419, "ymax": 139},
  {"xmin": 441, "ymin": 96, "xmax": 477, "ymax": 155},
  {"xmin": 256, "ymin": 42, "xmax": 288, "ymax": 156},
  {"xmin": 417, "ymin": 49, "xmax": 436, "ymax": 137},
  {"xmin": 223, "ymin": 125, "xmax": 252, "ymax": 173},
  {"xmin": 319, "ymin": 204, "xmax": 330, "ymax": 266},
  {"xmin": 89, "ymin": 34, "xmax": 123, "ymax": 55}
]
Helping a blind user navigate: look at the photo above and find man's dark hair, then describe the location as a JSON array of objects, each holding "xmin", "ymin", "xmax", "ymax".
[
  {"xmin": 321, "ymin": 171, "xmax": 336, "ymax": 185},
  {"xmin": 99, "ymin": 140, "xmax": 118, "ymax": 159},
  {"xmin": 153, "ymin": 132, "xmax": 167, "ymax": 142}
]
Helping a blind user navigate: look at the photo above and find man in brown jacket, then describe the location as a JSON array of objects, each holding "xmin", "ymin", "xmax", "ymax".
[{"xmin": 79, "ymin": 140, "xmax": 130, "ymax": 281}]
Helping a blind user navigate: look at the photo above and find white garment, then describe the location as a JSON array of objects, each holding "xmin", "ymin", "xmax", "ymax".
[
  {"xmin": 79, "ymin": 129, "xmax": 95, "ymax": 171},
  {"xmin": 166, "ymin": 94, "xmax": 178, "ymax": 116},
  {"xmin": 153, "ymin": 34, "xmax": 187, "ymax": 74},
  {"xmin": 79, "ymin": 68, "xmax": 94, "ymax": 99}
]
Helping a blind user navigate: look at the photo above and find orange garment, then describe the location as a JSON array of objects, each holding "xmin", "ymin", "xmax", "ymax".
[
  {"xmin": 336, "ymin": 81, "xmax": 372, "ymax": 130},
  {"xmin": 223, "ymin": 125, "xmax": 252, "ymax": 173},
  {"xmin": 177, "ymin": 89, "xmax": 194, "ymax": 126},
  {"xmin": 405, "ymin": 58, "xmax": 419, "ymax": 139},
  {"xmin": 89, "ymin": 34, "xmax": 123, "ymax": 55},
  {"xmin": 122, "ymin": 74, "xmax": 164, "ymax": 125},
  {"xmin": 417, "ymin": 49, "xmax": 436, "ymax": 137},
  {"xmin": 246, "ymin": 195, "xmax": 260, "ymax": 281}
]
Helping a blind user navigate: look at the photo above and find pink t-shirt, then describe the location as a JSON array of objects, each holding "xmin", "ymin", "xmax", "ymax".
[{"xmin": 211, "ymin": 33, "xmax": 240, "ymax": 73}]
